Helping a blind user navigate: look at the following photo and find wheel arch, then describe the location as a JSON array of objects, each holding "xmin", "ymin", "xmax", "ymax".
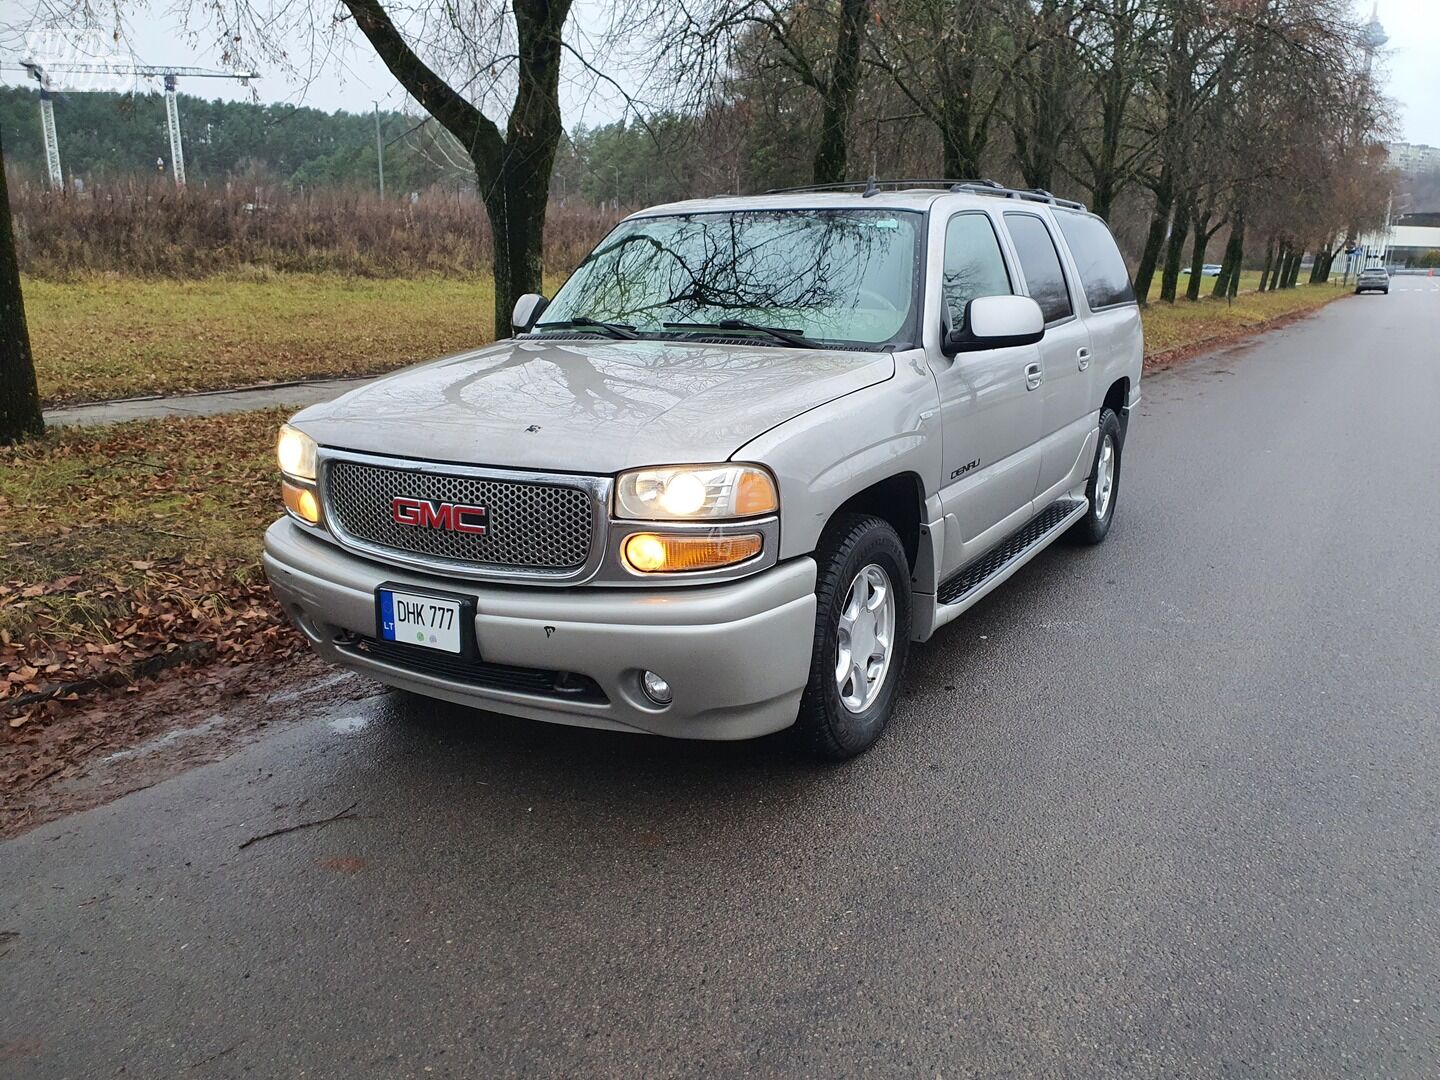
[
  {"xmin": 824, "ymin": 472, "xmax": 928, "ymax": 574},
  {"xmin": 1103, "ymin": 376, "xmax": 1131, "ymax": 439}
]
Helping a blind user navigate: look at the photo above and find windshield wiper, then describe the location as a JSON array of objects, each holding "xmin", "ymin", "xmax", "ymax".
[
  {"xmin": 532, "ymin": 318, "xmax": 638, "ymax": 340},
  {"xmin": 662, "ymin": 319, "xmax": 819, "ymax": 349}
]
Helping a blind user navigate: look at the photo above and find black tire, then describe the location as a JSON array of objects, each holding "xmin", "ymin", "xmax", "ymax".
[
  {"xmin": 1067, "ymin": 407, "xmax": 1124, "ymax": 546},
  {"xmin": 793, "ymin": 514, "xmax": 912, "ymax": 760}
]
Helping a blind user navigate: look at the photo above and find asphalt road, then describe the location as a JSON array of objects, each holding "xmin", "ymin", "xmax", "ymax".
[{"xmin": 4, "ymin": 283, "xmax": 1439, "ymax": 1078}]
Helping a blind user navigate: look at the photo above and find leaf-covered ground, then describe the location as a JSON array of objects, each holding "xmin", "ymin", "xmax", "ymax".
[
  {"xmin": 1, "ymin": 410, "xmax": 300, "ymax": 790},
  {"xmin": 1140, "ymin": 278, "xmax": 1346, "ymax": 358}
]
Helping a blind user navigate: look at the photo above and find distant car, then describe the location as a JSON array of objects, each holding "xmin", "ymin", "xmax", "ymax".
[
  {"xmin": 1181, "ymin": 264, "xmax": 1223, "ymax": 277},
  {"xmin": 1355, "ymin": 267, "xmax": 1390, "ymax": 294}
]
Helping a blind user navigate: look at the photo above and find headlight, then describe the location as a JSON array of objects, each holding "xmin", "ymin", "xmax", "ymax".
[
  {"xmin": 276, "ymin": 424, "xmax": 317, "ymax": 481},
  {"xmin": 615, "ymin": 464, "xmax": 778, "ymax": 521}
]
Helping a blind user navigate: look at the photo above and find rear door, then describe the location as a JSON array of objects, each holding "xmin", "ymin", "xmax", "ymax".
[
  {"xmin": 930, "ymin": 210, "xmax": 1045, "ymax": 575},
  {"xmin": 1053, "ymin": 208, "xmax": 1143, "ymax": 448},
  {"xmin": 1002, "ymin": 211, "xmax": 1093, "ymax": 499}
]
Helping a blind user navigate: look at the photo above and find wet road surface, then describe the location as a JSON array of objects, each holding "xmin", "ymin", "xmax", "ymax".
[{"xmin": 3, "ymin": 287, "xmax": 1439, "ymax": 1077}]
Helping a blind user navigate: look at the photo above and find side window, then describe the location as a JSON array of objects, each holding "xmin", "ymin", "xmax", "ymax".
[
  {"xmin": 943, "ymin": 213, "xmax": 1012, "ymax": 331},
  {"xmin": 1054, "ymin": 211, "xmax": 1137, "ymax": 309},
  {"xmin": 1004, "ymin": 213, "xmax": 1073, "ymax": 324}
]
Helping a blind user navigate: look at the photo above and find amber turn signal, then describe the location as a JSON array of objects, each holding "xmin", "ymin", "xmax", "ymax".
[
  {"xmin": 283, "ymin": 480, "xmax": 321, "ymax": 525},
  {"xmin": 622, "ymin": 531, "xmax": 762, "ymax": 573},
  {"xmin": 734, "ymin": 469, "xmax": 779, "ymax": 516}
]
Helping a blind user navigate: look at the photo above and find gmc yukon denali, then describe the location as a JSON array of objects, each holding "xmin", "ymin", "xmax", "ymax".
[{"xmin": 264, "ymin": 180, "xmax": 1143, "ymax": 758}]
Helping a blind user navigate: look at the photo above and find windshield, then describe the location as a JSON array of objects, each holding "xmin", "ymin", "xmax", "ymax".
[{"xmin": 538, "ymin": 209, "xmax": 923, "ymax": 347}]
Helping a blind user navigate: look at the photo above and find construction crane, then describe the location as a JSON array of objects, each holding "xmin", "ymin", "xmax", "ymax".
[{"xmin": 18, "ymin": 61, "xmax": 259, "ymax": 189}]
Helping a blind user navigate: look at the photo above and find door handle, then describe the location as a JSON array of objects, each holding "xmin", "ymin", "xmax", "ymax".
[
  {"xmin": 1025, "ymin": 362, "xmax": 1043, "ymax": 390},
  {"xmin": 1077, "ymin": 347, "xmax": 1092, "ymax": 371}
]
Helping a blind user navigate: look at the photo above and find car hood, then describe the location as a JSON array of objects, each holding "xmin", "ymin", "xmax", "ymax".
[{"xmin": 291, "ymin": 337, "xmax": 895, "ymax": 474}]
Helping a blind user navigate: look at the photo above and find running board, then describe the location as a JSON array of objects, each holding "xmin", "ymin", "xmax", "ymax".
[{"xmin": 931, "ymin": 498, "xmax": 1089, "ymax": 629}]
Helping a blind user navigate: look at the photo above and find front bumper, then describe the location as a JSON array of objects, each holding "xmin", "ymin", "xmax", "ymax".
[{"xmin": 263, "ymin": 519, "xmax": 817, "ymax": 739}]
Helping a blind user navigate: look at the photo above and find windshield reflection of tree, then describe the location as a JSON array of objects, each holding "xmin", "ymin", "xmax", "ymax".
[{"xmin": 557, "ymin": 213, "xmax": 911, "ymax": 337}]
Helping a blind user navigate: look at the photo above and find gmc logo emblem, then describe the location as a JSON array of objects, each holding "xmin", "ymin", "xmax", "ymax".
[{"xmin": 391, "ymin": 496, "xmax": 488, "ymax": 535}]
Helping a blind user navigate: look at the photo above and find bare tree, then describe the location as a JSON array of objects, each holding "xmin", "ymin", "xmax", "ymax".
[
  {"xmin": 1128, "ymin": 0, "xmax": 1259, "ymax": 302},
  {"xmin": 1002, "ymin": 0, "xmax": 1082, "ymax": 192},
  {"xmin": 664, "ymin": 0, "xmax": 874, "ymax": 184},
  {"xmin": 867, "ymin": 0, "xmax": 1010, "ymax": 179},
  {"xmin": 1066, "ymin": 0, "xmax": 1161, "ymax": 220},
  {"xmin": 341, "ymin": 0, "xmax": 572, "ymax": 328}
]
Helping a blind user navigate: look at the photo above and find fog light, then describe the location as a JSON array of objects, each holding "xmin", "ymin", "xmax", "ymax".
[{"xmin": 641, "ymin": 670, "xmax": 673, "ymax": 706}]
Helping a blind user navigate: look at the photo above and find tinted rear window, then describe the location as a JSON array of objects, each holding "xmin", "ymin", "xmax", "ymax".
[
  {"xmin": 1004, "ymin": 213, "xmax": 1073, "ymax": 324},
  {"xmin": 1054, "ymin": 212, "xmax": 1137, "ymax": 310}
]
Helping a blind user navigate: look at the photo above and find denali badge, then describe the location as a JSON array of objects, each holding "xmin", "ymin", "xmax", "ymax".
[{"xmin": 391, "ymin": 496, "xmax": 488, "ymax": 535}]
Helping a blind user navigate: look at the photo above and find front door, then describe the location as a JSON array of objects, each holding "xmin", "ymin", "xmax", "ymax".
[{"xmin": 931, "ymin": 211, "xmax": 1046, "ymax": 577}]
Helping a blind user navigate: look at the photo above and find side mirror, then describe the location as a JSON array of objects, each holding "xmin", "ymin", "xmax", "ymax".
[
  {"xmin": 511, "ymin": 293, "xmax": 549, "ymax": 334},
  {"xmin": 943, "ymin": 295, "xmax": 1045, "ymax": 355}
]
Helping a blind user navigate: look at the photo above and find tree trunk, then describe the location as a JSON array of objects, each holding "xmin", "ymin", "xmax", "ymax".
[
  {"xmin": 483, "ymin": 0, "xmax": 568, "ymax": 329},
  {"xmin": 1273, "ymin": 246, "xmax": 1290, "ymax": 289},
  {"xmin": 1290, "ymin": 250, "xmax": 1313, "ymax": 288},
  {"xmin": 1186, "ymin": 206, "xmax": 1214, "ymax": 302},
  {"xmin": 936, "ymin": 27, "xmax": 988, "ymax": 180},
  {"xmin": 0, "ymin": 127, "xmax": 43, "ymax": 444},
  {"xmin": 812, "ymin": 0, "xmax": 869, "ymax": 184},
  {"xmin": 1159, "ymin": 190, "xmax": 1192, "ymax": 303},
  {"xmin": 1214, "ymin": 213, "xmax": 1245, "ymax": 298},
  {"xmin": 941, "ymin": 127, "xmax": 978, "ymax": 181},
  {"xmin": 344, "ymin": 0, "xmax": 571, "ymax": 333},
  {"xmin": 1011, "ymin": 1, "xmax": 1072, "ymax": 192},
  {"xmin": 484, "ymin": 173, "xmax": 551, "ymax": 334},
  {"xmin": 1276, "ymin": 245, "xmax": 1292, "ymax": 290},
  {"xmin": 1084, "ymin": 48, "xmax": 1131, "ymax": 222},
  {"xmin": 1132, "ymin": 175, "xmax": 1174, "ymax": 305},
  {"xmin": 1258, "ymin": 237, "xmax": 1275, "ymax": 292}
]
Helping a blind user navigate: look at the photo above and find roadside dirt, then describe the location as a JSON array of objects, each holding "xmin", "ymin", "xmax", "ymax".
[
  {"xmin": 1, "ymin": 654, "xmax": 382, "ymax": 839},
  {"xmin": 1141, "ymin": 296, "xmax": 1348, "ymax": 374}
]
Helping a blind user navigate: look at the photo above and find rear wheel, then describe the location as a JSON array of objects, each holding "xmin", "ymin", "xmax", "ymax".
[
  {"xmin": 1067, "ymin": 407, "xmax": 1123, "ymax": 546},
  {"xmin": 794, "ymin": 514, "xmax": 911, "ymax": 760}
]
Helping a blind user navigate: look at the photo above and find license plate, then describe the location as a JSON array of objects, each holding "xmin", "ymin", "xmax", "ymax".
[{"xmin": 377, "ymin": 588, "xmax": 464, "ymax": 653}]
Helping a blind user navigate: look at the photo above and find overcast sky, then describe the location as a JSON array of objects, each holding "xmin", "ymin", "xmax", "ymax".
[{"xmin": 2, "ymin": 0, "xmax": 1438, "ymax": 145}]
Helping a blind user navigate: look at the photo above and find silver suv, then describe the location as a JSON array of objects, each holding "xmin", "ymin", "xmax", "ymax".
[{"xmin": 265, "ymin": 181, "xmax": 1142, "ymax": 758}]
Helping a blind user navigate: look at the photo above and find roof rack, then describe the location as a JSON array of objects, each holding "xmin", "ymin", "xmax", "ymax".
[{"xmin": 758, "ymin": 176, "xmax": 1087, "ymax": 212}]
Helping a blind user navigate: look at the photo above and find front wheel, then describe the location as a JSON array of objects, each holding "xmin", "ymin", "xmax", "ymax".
[
  {"xmin": 1067, "ymin": 407, "xmax": 1124, "ymax": 546},
  {"xmin": 794, "ymin": 514, "xmax": 912, "ymax": 760}
]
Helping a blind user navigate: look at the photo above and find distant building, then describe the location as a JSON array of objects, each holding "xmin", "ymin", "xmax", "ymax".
[
  {"xmin": 1385, "ymin": 142, "xmax": 1440, "ymax": 175},
  {"xmin": 1355, "ymin": 220, "xmax": 1440, "ymax": 268}
]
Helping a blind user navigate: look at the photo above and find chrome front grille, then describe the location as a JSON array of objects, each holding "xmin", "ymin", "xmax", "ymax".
[{"xmin": 324, "ymin": 458, "xmax": 595, "ymax": 573}]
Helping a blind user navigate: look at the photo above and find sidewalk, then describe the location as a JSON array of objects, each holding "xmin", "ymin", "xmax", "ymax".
[{"xmin": 43, "ymin": 376, "xmax": 375, "ymax": 428}]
